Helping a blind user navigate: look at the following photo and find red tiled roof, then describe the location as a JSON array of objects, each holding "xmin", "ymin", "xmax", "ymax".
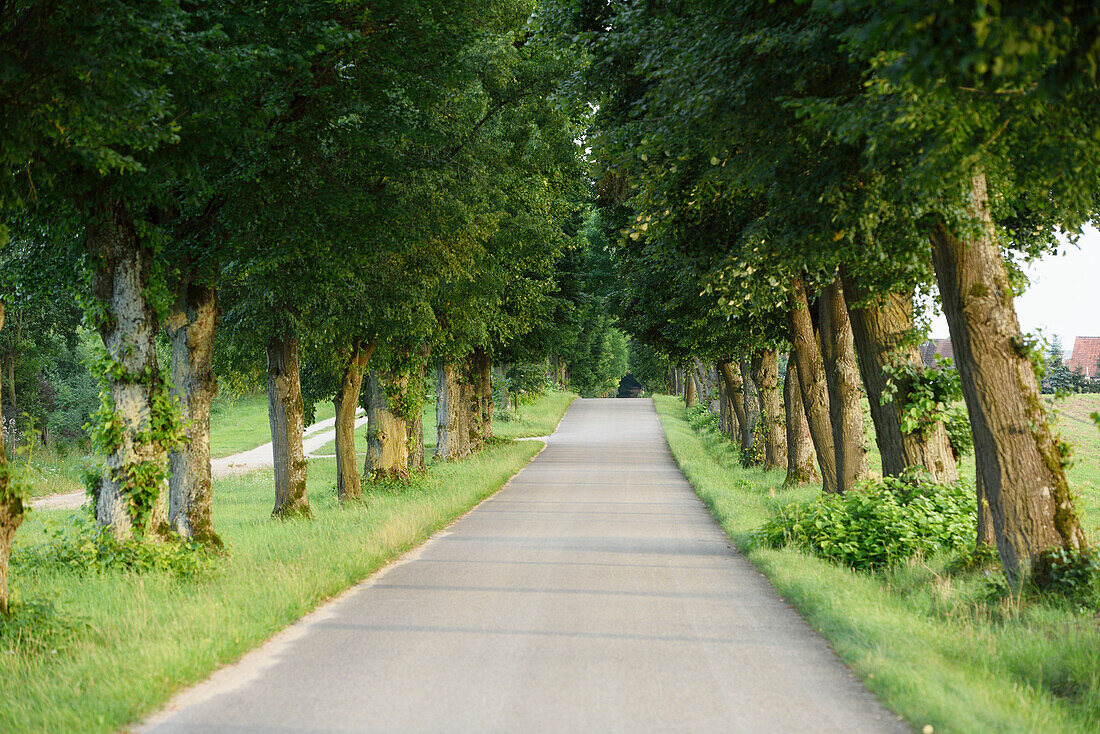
[
  {"xmin": 919, "ymin": 339, "xmax": 953, "ymax": 368},
  {"xmin": 1067, "ymin": 337, "xmax": 1100, "ymax": 379}
]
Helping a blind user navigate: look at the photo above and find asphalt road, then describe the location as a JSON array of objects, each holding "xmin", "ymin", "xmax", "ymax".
[{"xmin": 139, "ymin": 398, "xmax": 907, "ymax": 734}]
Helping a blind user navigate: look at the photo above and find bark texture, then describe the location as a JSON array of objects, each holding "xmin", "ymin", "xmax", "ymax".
[
  {"xmin": 468, "ymin": 349, "xmax": 493, "ymax": 448},
  {"xmin": 0, "ymin": 304, "xmax": 25, "ymax": 615},
  {"xmin": 841, "ymin": 272, "xmax": 958, "ymax": 482},
  {"xmin": 408, "ymin": 360, "xmax": 427, "ymax": 473},
  {"xmin": 166, "ymin": 283, "xmax": 221, "ymax": 545},
  {"xmin": 88, "ymin": 204, "xmax": 170, "ymax": 538},
  {"xmin": 365, "ymin": 370, "xmax": 410, "ymax": 480},
  {"xmin": 684, "ymin": 368, "xmax": 697, "ymax": 407},
  {"xmin": 784, "ymin": 357, "xmax": 819, "ymax": 486},
  {"xmin": 929, "ymin": 171, "xmax": 1085, "ymax": 584},
  {"xmin": 334, "ymin": 341, "xmax": 375, "ymax": 500},
  {"xmin": 267, "ymin": 334, "xmax": 310, "ymax": 518},
  {"xmin": 435, "ymin": 362, "xmax": 470, "ymax": 461},
  {"xmin": 787, "ymin": 277, "xmax": 838, "ymax": 494},
  {"xmin": 718, "ymin": 360, "xmax": 751, "ymax": 461},
  {"xmin": 739, "ymin": 358, "xmax": 761, "ymax": 465},
  {"xmin": 817, "ymin": 277, "xmax": 868, "ymax": 493},
  {"xmin": 751, "ymin": 351, "xmax": 787, "ymax": 471}
]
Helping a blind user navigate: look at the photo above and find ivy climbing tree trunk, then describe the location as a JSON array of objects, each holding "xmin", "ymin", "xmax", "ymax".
[
  {"xmin": 365, "ymin": 370, "xmax": 410, "ymax": 480},
  {"xmin": 787, "ymin": 276, "xmax": 838, "ymax": 494},
  {"xmin": 751, "ymin": 351, "xmax": 787, "ymax": 471},
  {"xmin": 334, "ymin": 340, "xmax": 375, "ymax": 501},
  {"xmin": 267, "ymin": 333, "xmax": 310, "ymax": 518},
  {"xmin": 166, "ymin": 282, "xmax": 221, "ymax": 546},
  {"xmin": 841, "ymin": 272, "xmax": 958, "ymax": 482},
  {"xmin": 929, "ymin": 171, "xmax": 1086, "ymax": 585},
  {"xmin": 718, "ymin": 360, "xmax": 751, "ymax": 460},
  {"xmin": 435, "ymin": 362, "xmax": 469, "ymax": 461},
  {"xmin": 87, "ymin": 203, "xmax": 176, "ymax": 539},
  {"xmin": 817, "ymin": 276, "xmax": 868, "ymax": 493},
  {"xmin": 784, "ymin": 356, "xmax": 819, "ymax": 486},
  {"xmin": 0, "ymin": 303, "xmax": 25, "ymax": 616}
]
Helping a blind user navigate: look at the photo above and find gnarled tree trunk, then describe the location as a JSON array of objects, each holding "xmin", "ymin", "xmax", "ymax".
[
  {"xmin": 751, "ymin": 351, "xmax": 786, "ymax": 471},
  {"xmin": 365, "ymin": 370, "xmax": 410, "ymax": 480},
  {"xmin": 88, "ymin": 203, "xmax": 170, "ymax": 538},
  {"xmin": 267, "ymin": 333, "xmax": 310, "ymax": 518},
  {"xmin": 334, "ymin": 341, "xmax": 375, "ymax": 501},
  {"xmin": 166, "ymin": 282, "xmax": 221, "ymax": 546},
  {"xmin": 787, "ymin": 276, "xmax": 838, "ymax": 494},
  {"xmin": 435, "ymin": 362, "xmax": 469, "ymax": 461},
  {"xmin": 784, "ymin": 356, "xmax": 819, "ymax": 486},
  {"xmin": 841, "ymin": 271, "xmax": 957, "ymax": 482},
  {"xmin": 0, "ymin": 303, "xmax": 25, "ymax": 615},
  {"xmin": 929, "ymin": 171, "xmax": 1085, "ymax": 585},
  {"xmin": 818, "ymin": 276, "xmax": 868, "ymax": 493},
  {"xmin": 718, "ymin": 360, "xmax": 751, "ymax": 460}
]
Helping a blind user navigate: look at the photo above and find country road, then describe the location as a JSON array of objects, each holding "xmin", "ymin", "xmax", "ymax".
[{"xmin": 139, "ymin": 398, "xmax": 905, "ymax": 734}]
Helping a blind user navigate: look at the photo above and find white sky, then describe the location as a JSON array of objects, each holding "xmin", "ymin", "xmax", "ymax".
[{"xmin": 927, "ymin": 225, "xmax": 1100, "ymax": 357}]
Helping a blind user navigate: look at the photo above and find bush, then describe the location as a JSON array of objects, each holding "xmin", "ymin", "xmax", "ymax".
[
  {"xmin": 12, "ymin": 511, "xmax": 217, "ymax": 578},
  {"xmin": 753, "ymin": 472, "xmax": 977, "ymax": 571},
  {"xmin": 1034, "ymin": 547, "xmax": 1100, "ymax": 611}
]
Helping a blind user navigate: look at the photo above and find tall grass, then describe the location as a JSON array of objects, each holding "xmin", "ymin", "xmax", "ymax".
[{"xmin": 654, "ymin": 394, "xmax": 1100, "ymax": 734}]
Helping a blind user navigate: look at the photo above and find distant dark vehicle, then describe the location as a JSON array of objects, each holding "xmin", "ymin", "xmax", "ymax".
[{"xmin": 617, "ymin": 373, "xmax": 643, "ymax": 398}]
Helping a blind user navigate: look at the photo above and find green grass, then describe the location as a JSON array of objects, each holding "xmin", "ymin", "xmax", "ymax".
[
  {"xmin": 0, "ymin": 393, "xmax": 575, "ymax": 733},
  {"xmin": 654, "ymin": 393, "xmax": 1100, "ymax": 734},
  {"xmin": 19, "ymin": 446, "xmax": 90, "ymax": 498},
  {"xmin": 208, "ymin": 392, "xmax": 335, "ymax": 459}
]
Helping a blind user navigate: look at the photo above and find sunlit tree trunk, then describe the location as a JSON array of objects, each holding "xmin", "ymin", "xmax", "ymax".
[
  {"xmin": 365, "ymin": 370, "xmax": 410, "ymax": 480},
  {"xmin": 166, "ymin": 282, "xmax": 221, "ymax": 545},
  {"xmin": 841, "ymin": 271, "xmax": 957, "ymax": 482},
  {"xmin": 334, "ymin": 340, "xmax": 375, "ymax": 501},
  {"xmin": 929, "ymin": 171, "xmax": 1085, "ymax": 585},
  {"xmin": 408, "ymin": 358, "xmax": 427, "ymax": 473},
  {"xmin": 88, "ymin": 202, "xmax": 171, "ymax": 538},
  {"xmin": 0, "ymin": 303, "xmax": 25, "ymax": 615},
  {"xmin": 684, "ymin": 366, "xmax": 697, "ymax": 407},
  {"xmin": 717, "ymin": 360, "xmax": 752, "ymax": 461},
  {"xmin": 787, "ymin": 276, "xmax": 838, "ymax": 494},
  {"xmin": 435, "ymin": 362, "xmax": 470, "ymax": 461},
  {"xmin": 752, "ymin": 350, "xmax": 786, "ymax": 471},
  {"xmin": 267, "ymin": 333, "xmax": 310, "ymax": 518},
  {"xmin": 818, "ymin": 276, "xmax": 869, "ymax": 493},
  {"xmin": 784, "ymin": 356, "xmax": 819, "ymax": 486}
]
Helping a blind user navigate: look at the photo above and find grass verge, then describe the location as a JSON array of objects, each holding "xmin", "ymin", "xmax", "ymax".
[
  {"xmin": 0, "ymin": 393, "xmax": 574, "ymax": 733},
  {"xmin": 653, "ymin": 394, "xmax": 1100, "ymax": 734},
  {"xmin": 209, "ymin": 393, "xmax": 336, "ymax": 459}
]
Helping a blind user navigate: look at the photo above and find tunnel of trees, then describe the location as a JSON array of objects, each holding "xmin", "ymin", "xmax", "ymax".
[{"xmin": 2, "ymin": 0, "xmax": 1099, "ymax": 615}]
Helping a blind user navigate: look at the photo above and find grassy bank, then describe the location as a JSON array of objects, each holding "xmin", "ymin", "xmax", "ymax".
[
  {"xmin": 653, "ymin": 394, "xmax": 1100, "ymax": 734},
  {"xmin": 0, "ymin": 392, "xmax": 574, "ymax": 733}
]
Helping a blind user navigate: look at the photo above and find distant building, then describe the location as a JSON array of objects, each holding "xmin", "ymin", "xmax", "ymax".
[
  {"xmin": 919, "ymin": 339, "xmax": 954, "ymax": 368},
  {"xmin": 1067, "ymin": 337, "xmax": 1100, "ymax": 379}
]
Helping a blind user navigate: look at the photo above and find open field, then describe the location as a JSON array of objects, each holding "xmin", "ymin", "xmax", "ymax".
[
  {"xmin": 0, "ymin": 393, "xmax": 574, "ymax": 733},
  {"xmin": 655, "ymin": 393, "xmax": 1100, "ymax": 733}
]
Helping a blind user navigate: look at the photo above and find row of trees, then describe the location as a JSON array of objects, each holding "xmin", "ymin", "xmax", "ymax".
[
  {"xmin": 0, "ymin": 0, "xmax": 602, "ymax": 613},
  {"xmin": 555, "ymin": 0, "xmax": 1100, "ymax": 587}
]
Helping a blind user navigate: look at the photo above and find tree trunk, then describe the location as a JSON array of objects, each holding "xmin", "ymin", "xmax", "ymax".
[
  {"xmin": 787, "ymin": 276, "xmax": 838, "ymax": 494},
  {"xmin": 841, "ymin": 271, "xmax": 958, "ymax": 482},
  {"xmin": 334, "ymin": 341, "xmax": 375, "ymax": 501},
  {"xmin": 166, "ymin": 282, "xmax": 221, "ymax": 546},
  {"xmin": 408, "ymin": 358, "xmax": 427, "ymax": 473},
  {"xmin": 469, "ymin": 348, "xmax": 493, "ymax": 445},
  {"xmin": 267, "ymin": 334, "xmax": 310, "ymax": 518},
  {"xmin": 365, "ymin": 370, "xmax": 410, "ymax": 481},
  {"xmin": 818, "ymin": 276, "xmax": 868, "ymax": 493},
  {"xmin": 739, "ymin": 358, "xmax": 762, "ymax": 465},
  {"xmin": 718, "ymin": 360, "xmax": 753, "ymax": 462},
  {"xmin": 784, "ymin": 356, "xmax": 819, "ymax": 486},
  {"xmin": 717, "ymin": 366, "xmax": 732, "ymax": 436},
  {"xmin": 87, "ymin": 204, "xmax": 171, "ymax": 538},
  {"xmin": 976, "ymin": 471, "xmax": 996, "ymax": 547},
  {"xmin": 435, "ymin": 362, "xmax": 469, "ymax": 461},
  {"xmin": 752, "ymin": 351, "xmax": 787, "ymax": 471},
  {"xmin": 684, "ymin": 367, "xmax": 697, "ymax": 407},
  {"xmin": 929, "ymin": 171, "xmax": 1085, "ymax": 585},
  {"xmin": 0, "ymin": 303, "xmax": 25, "ymax": 616}
]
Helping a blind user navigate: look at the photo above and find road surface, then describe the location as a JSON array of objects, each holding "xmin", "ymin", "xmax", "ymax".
[{"xmin": 139, "ymin": 398, "xmax": 906, "ymax": 734}]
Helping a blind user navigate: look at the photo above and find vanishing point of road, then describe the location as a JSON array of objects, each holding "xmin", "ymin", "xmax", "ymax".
[{"xmin": 141, "ymin": 398, "xmax": 906, "ymax": 734}]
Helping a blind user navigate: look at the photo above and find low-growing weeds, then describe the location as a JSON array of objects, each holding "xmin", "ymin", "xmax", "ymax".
[
  {"xmin": 753, "ymin": 472, "xmax": 977, "ymax": 571},
  {"xmin": 0, "ymin": 600, "xmax": 92, "ymax": 656}
]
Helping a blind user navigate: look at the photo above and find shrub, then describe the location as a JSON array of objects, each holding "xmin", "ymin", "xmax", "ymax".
[
  {"xmin": 1034, "ymin": 547, "xmax": 1100, "ymax": 611},
  {"xmin": 753, "ymin": 472, "xmax": 977, "ymax": 571}
]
